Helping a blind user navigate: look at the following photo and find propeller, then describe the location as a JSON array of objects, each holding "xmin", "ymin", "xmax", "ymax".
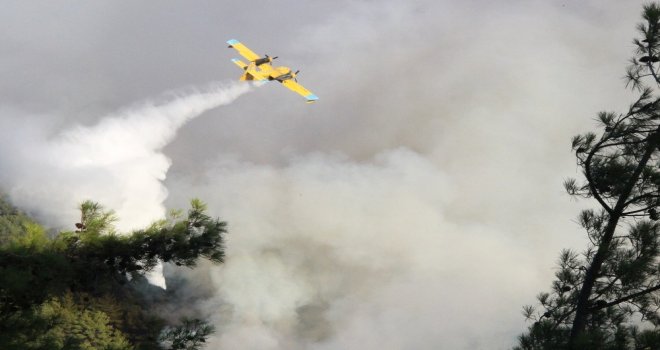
[
  {"xmin": 265, "ymin": 54, "xmax": 279, "ymax": 61},
  {"xmin": 294, "ymin": 70, "xmax": 300, "ymax": 82}
]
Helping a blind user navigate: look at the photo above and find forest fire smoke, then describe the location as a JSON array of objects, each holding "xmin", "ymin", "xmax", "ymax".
[{"xmin": 0, "ymin": 81, "xmax": 250, "ymax": 232}]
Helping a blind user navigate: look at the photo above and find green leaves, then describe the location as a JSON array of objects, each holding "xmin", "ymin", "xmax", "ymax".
[
  {"xmin": 0, "ymin": 195, "xmax": 45, "ymax": 249},
  {"xmin": 77, "ymin": 200, "xmax": 117, "ymax": 235},
  {"xmin": 53, "ymin": 199, "xmax": 227, "ymax": 276},
  {"xmin": 0, "ymin": 198, "xmax": 224, "ymax": 349},
  {"xmin": 0, "ymin": 294, "xmax": 132, "ymax": 350}
]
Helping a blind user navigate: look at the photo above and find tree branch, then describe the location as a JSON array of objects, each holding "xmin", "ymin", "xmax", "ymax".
[{"xmin": 591, "ymin": 283, "xmax": 660, "ymax": 311}]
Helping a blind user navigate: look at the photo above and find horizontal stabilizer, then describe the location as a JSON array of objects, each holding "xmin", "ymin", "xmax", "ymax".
[{"xmin": 231, "ymin": 58, "xmax": 248, "ymax": 70}]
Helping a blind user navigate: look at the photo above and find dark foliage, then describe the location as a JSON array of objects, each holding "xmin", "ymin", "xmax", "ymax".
[
  {"xmin": 0, "ymin": 197, "xmax": 225, "ymax": 349},
  {"xmin": 517, "ymin": 4, "xmax": 660, "ymax": 349}
]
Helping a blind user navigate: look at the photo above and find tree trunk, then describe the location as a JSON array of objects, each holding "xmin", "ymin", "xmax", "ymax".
[{"xmin": 568, "ymin": 131, "xmax": 659, "ymax": 348}]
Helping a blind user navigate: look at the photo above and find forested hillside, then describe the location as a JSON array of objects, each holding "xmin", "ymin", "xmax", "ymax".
[{"xmin": 0, "ymin": 194, "xmax": 224, "ymax": 350}]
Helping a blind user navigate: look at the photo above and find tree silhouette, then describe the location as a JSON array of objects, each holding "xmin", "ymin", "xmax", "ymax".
[{"xmin": 517, "ymin": 4, "xmax": 660, "ymax": 349}]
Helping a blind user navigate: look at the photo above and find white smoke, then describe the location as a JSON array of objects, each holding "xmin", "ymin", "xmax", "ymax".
[
  {"xmin": 163, "ymin": 149, "xmax": 545, "ymax": 349},
  {"xmin": 0, "ymin": 81, "xmax": 249, "ymax": 232}
]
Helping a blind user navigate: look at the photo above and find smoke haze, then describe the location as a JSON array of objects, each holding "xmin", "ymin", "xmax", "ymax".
[
  {"xmin": 164, "ymin": 149, "xmax": 543, "ymax": 349},
  {"xmin": 0, "ymin": 1, "xmax": 648, "ymax": 348}
]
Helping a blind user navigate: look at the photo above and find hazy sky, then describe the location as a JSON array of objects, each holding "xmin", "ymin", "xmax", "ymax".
[{"xmin": 0, "ymin": 1, "xmax": 649, "ymax": 349}]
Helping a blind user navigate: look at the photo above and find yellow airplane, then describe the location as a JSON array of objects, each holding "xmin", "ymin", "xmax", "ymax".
[{"xmin": 227, "ymin": 39, "xmax": 318, "ymax": 103}]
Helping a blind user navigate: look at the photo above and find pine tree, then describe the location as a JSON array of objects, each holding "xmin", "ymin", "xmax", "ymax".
[
  {"xmin": 517, "ymin": 4, "xmax": 660, "ymax": 349},
  {"xmin": 159, "ymin": 318, "xmax": 215, "ymax": 350}
]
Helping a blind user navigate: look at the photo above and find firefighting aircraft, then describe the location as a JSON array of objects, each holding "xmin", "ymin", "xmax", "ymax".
[{"xmin": 227, "ymin": 39, "xmax": 319, "ymax": 103}]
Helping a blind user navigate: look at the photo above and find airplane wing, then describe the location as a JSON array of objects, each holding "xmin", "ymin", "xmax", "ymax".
[
  {"xmin": 227, "ymin": 39, "xmax": 260, "ymax": 62},
  {"xmin": 281, "ymin": 79, "xmax": 319, "ymax": 103}
]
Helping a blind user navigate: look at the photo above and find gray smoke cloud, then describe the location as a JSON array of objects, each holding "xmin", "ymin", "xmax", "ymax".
[
  {"xmin": 0, "ymin": 0, "xmax": 648, "ymax": 348},
  {"xmin": 164, "ymin": 150, "xmax": 544, "ymax": 349}
]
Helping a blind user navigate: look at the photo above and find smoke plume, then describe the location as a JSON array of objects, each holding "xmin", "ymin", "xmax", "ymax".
[{"xmin": 0, "ymin": 81, "xmax": 249, "ymax": 232}]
